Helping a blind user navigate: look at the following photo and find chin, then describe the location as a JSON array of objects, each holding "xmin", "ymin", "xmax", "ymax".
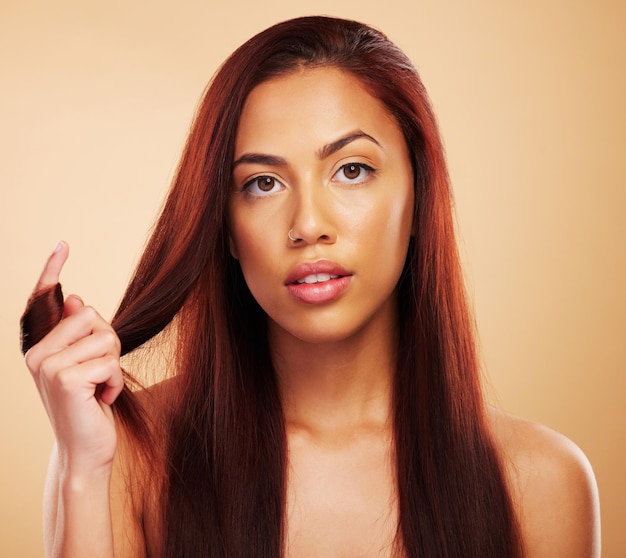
[{"xmin": 269, "ymin": 313, "xmax": 378, "ymax": 348}]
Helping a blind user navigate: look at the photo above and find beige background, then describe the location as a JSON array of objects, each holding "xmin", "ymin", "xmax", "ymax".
[{"xmin": 1, "ymin": 0, "xmax": 624, "ymax": 555}]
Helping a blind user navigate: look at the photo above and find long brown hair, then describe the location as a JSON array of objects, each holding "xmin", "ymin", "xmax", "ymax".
[{"xmin": 24, "ymin": 16, "xmax": 522, "ymax": 557}]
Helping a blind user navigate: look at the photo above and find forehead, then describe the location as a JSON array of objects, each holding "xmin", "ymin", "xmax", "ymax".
[{"xmin": 234, "ymin": 67, "xmax": 403, "ymax": 156}]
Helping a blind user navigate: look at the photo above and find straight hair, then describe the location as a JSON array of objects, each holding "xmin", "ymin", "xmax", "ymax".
[{"xmin": 24, "ymin": 16, "xmax": 523, "ymax": 558}]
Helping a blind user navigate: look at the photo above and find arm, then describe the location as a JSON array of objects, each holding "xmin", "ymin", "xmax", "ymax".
[
  {"xmin": 43, "ymin": 443, "xmax": 115, "ymax": 557},
  {"xmin": 43, "ymin": 439, "xmax": 147, "ymax": 558},
  {"xmin": 24, "ymin": 243, "xmax": 144, "ymax": 557}
]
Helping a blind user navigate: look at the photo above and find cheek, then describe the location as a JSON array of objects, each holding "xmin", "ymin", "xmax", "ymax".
[
  {"xmin": 368, "ymin": 188, "xmax": 414, "ymax": 288},
  {"xmin": 228, "ymin": 208, "xmax": 265, "ymax": 267},
  {"xmin": 372, "ymin": 187, "xmax": 414, "ymax": 250},
  {"xmin": 230, "ymin": 227, "xmax": 277, "ymax": 304},
  {"xmin": 233, "ymin": 233, "xmax": 263, "ymax": 277}
]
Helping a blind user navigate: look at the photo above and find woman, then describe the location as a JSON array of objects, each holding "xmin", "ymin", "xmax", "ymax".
[{"xmin": 22, "ymin": 15, "xmax": 599, "ymax": 557}]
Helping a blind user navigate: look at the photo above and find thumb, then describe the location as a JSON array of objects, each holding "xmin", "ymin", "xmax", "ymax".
[{"xmin": 63, "ymin": 294, "xmax": 85, "ymax": 318}]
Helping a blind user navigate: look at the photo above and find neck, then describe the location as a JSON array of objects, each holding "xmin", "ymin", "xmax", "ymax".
[{"xmin": 269, "ymin": 301, "xmax": 398, "ymax": 437}]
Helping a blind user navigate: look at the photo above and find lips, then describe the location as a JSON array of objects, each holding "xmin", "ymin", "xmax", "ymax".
[{"xmin": 285, "ymin": 260, "xmax": 352, "ymax": 304}]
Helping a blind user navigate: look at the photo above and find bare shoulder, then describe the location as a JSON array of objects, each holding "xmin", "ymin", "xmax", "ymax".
[
  {"xmin": 110, "ymin": 378, "xmax": 177, "ymax": 557},
  {"xmin": 487, "ymin": 407, "xmax": 601, "ymax": 557}
]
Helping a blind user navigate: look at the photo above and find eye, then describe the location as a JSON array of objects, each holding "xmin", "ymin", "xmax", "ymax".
[
  {"xmin": 332, "ymin": 163, "xmax": 376, "ymax": 184},
  {"xmin": 242, "ymin": 175, "xmax": 285, "ymax": 196}
]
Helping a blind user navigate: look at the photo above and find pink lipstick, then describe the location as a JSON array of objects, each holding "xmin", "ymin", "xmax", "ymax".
[{"xmin": 285, "ymin": 260, "xmax": 352, "ymax": 304}]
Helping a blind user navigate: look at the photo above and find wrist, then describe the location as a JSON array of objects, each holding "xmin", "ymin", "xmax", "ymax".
[
  {"xmin": 56, "ymin": 442, "xmax": 116, "ymax": 482},
  {"xmin": 58, "ymin": 457, "xmax": 113, "ymax": 498}
]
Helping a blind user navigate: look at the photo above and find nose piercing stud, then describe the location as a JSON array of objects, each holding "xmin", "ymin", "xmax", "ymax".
[{"xmin": 288, "ymin": 229, "xmax": 298, "ymax": 242}]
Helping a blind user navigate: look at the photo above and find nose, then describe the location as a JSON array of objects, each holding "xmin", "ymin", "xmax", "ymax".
[{"xmin": 288, "ymin": 182, "xmax": 337, "ymax": 246}]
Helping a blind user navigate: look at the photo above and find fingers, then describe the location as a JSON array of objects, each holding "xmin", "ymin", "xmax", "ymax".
[
  {"xmin": 96, "ymin": 360, "xmax": 125, "ymax": 406},
  {"xmin": 47, "ymin": 355, "xmax": 125, "ymax": 406},
  {"xmin": 63, "ymin": 294, "xmax": 85, "ymax": 318},
  {"xmin": 27, "ymin": 306, "xmax": 125, "ymax": 418},
  {"xmin": 35, "ymin": 352, "xmax": 122, "ymax": 469},
  {"xmin": 35, "ymin": 241, "xmax": 69, "ymax": 292},
  {"xmin": 24, "ymin": 243, "xmax": 122, "ymax": 472},
  {"xmin": 25, "ymin": 305, "xmax": 121, "ymax": 378},
  {"xmin": 38, "ymin": 329, "xmax": 121, "ymax": 377}
]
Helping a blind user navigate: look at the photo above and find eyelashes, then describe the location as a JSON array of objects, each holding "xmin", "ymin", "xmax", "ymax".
[
  {"xmin": 240, "ymin": 162, "xmax": 377, "ymax": 197},
  {"xmin": 242, "ymin": 175, "xmax": 284, "ymax": 196},
  {"xmin": 332, "ymin": 162, "xmax": 375, "ymax": 183},
  {"xmin": 20, "ymin": 283, "xmax": 64, "ymax": 354}
]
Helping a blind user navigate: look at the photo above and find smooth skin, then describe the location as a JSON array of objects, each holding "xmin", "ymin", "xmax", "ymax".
[
  {"xmin": 25, "ymin": 242, "xmax": 121, "ymax": 558},
  {"xmin": 26, "ymin": 67, "xmax": 600, "ymax": 557},
  {"xmin": 228, "ymin": 67, "xmax": 414, "ymax": 556}
]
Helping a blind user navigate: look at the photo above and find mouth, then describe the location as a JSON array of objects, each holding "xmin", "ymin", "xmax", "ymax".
[
  {"xmin": 285, "ymin": 260, "xmax": 351, "ymax": 285},
  {"xmin": 285, "ymin": 260, "xmax": 353, "ymax": 304}
]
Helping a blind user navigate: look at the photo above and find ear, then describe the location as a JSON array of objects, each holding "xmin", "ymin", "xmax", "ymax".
[{"xmin": 228, "ymin": 234, "xmax": 239, "ymax": 260}]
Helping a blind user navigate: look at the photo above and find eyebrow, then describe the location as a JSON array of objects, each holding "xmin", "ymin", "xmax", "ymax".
[
  {"xmin": 317, "ymin": 130, "xmax": 382, "ymax": 159},
  {"xmin": 232, "ymin": 153, "xmax": 287, "ymax": 169},
  {"xmin": 232, "ymin": 130, "xmax": 382, "ymax": 170}
]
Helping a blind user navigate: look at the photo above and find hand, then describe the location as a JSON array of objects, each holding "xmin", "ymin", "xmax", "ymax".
[{"xmin": 24, "ymin": 242, "xmax": 123, "ymax": 476}]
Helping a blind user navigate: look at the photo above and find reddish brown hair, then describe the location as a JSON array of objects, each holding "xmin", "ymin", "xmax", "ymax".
[{"xmin": 23, "ymin": 16, "xmax": 522, "ymax": 557}]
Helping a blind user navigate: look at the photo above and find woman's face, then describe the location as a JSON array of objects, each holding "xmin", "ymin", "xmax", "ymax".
[{"xmin": 228, "ymin": 66, "xmax": 414, "ymax": 344}]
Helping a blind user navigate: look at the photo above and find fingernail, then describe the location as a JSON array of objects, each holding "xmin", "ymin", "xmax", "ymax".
[{"xmin": 54, "ymin": 241, "xmax": 64, "ymax": 253}]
